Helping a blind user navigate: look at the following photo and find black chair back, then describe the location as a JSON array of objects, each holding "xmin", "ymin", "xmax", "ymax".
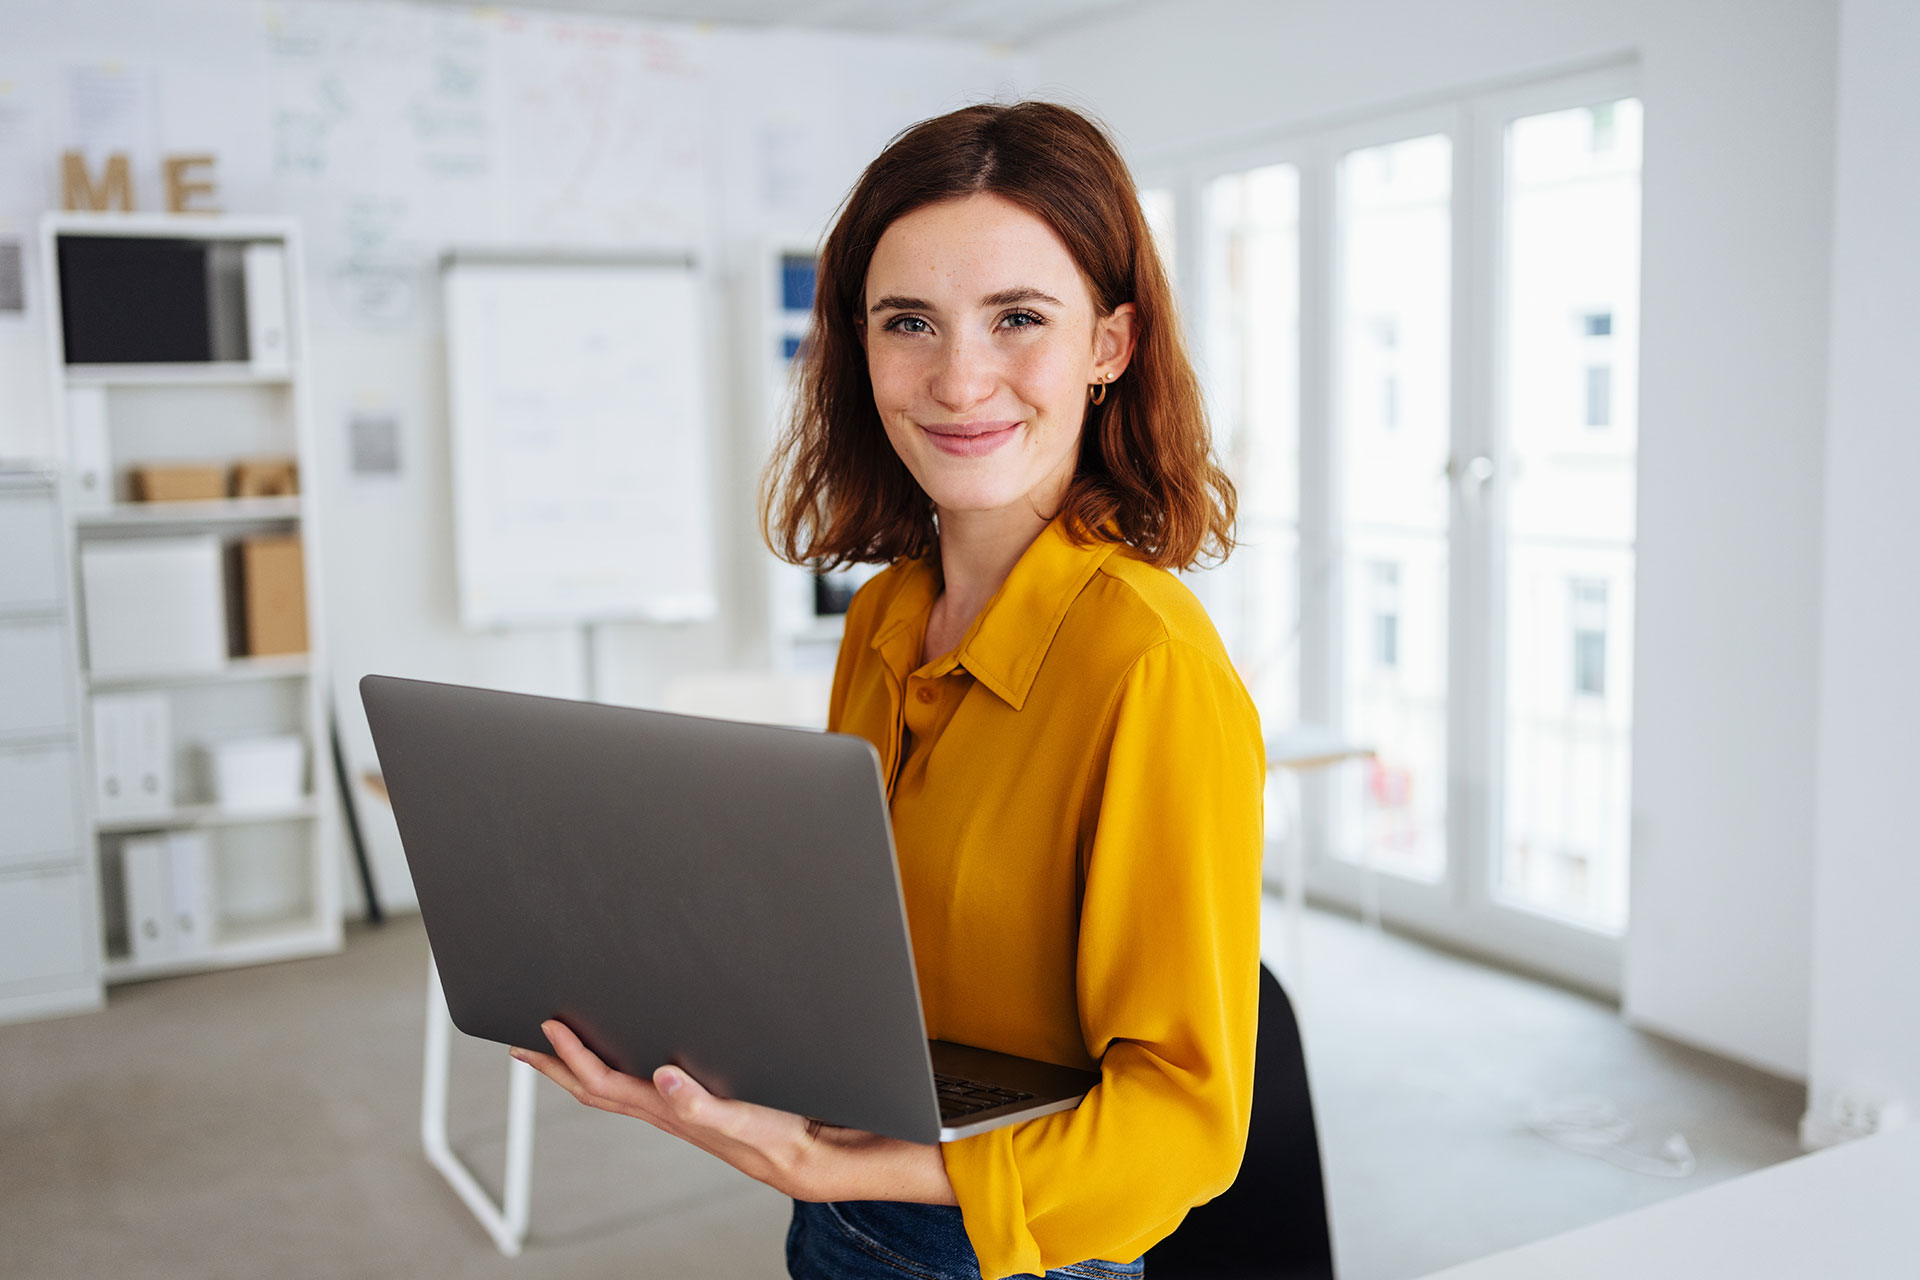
[{"xmin": 1147, "ymin": 964, "xmax": 1335, "ymax": 1279}]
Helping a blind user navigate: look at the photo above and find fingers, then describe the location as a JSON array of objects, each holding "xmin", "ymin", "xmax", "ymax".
[
  {"xmin": 514, "ymin": 1021, "xmax": 812, "ymax": 1180},
  {"xmin": 512, "ymin": 1022, "xmax": 670, "ymax": 1125},
  {"xmin": 509, "ymin": 1044, "xmax": 583, "ymax": 1096}
]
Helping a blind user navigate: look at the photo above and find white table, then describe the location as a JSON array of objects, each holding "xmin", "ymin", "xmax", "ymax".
[
  {"xmin": 393, "ymin": 677, "xmax": 836, "ymax": 1258},
  {"xmin": 1416, "ymin": 1124, "xmax": 1920, "ymax": 1278},
  {"xmin": 422, "ymin": 958, "xmax": 539, "ymax": 1257},
  {"xmin": 1265, "ymin": 725, "xmax": 1374, "ymax": 985}
]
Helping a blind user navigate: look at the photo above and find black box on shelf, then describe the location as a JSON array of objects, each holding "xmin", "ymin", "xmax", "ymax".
[{"xmin": 57, "ymin": 236, "xmax": 252, "ymax": 365}]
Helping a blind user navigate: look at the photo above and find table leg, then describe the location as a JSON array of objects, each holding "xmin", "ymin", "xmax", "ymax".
[
  {"xmin": 1264, "ymin": 767, "xmax": 1308, "ymax": 989},
  {"xmin": 422, "ymin": 955, "xmax": 538, "ymax": 1257}
]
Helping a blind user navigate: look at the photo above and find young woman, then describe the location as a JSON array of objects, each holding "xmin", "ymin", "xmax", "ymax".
[{"xmin": 512, "ymin": 101, "xmax": 1266, "ymax": 1280}]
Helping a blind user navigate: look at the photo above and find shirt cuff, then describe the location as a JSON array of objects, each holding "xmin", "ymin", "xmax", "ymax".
[{"xmin": 940, "ymin": 1126, "xmax": 1044, "ymax": 1280}]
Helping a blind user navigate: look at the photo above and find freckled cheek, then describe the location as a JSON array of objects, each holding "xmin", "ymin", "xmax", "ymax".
[
  {"xmin": 867, "ymin": 353, "xmax": 924, "ymax": 417},
  {"xmin": 1005, "ymin": 347, "xmax": 1088, "ymax": 419}
]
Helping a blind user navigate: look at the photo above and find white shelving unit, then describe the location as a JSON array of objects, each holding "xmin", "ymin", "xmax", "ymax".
[
  {"xmin": 744, "ymin": 242, "xmax": 881, "ymax": 670},
  {"xmin": 0, "ymin": 467, "xmax": 104, "ymax": 1025},
  {"xmin": 41, "ymin": 212, "xmax": 341, "ymax": 988}
]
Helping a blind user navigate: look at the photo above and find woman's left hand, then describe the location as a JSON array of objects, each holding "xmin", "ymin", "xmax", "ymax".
[{"xmin": 510, "ymin": 1020, "xmax": 957, "ymax": 1205}]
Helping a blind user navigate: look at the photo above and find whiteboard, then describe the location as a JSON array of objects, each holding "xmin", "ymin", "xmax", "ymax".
[{"xmin": 442, "ymin": 256, "xmax": 716, "ymax": 629}]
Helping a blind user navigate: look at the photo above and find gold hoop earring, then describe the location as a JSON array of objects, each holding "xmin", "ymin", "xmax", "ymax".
[{"xmin": 1089, "ymin": 376, "xmax": 1109, "ymax": 406}]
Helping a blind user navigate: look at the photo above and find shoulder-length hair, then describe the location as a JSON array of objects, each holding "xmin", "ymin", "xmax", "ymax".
[{"xmin": 760, "ymin": 100, "xmax": 1235, "ymax": 572}]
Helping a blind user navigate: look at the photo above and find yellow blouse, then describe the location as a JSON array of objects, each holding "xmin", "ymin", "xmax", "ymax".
[{"xmin": 828, "ymin": 516, "xmax": 1267, "ymax": 1279}]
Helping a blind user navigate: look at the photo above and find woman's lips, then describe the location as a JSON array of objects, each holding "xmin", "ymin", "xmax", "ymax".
[{"xmin": 921, "ymin": 421, "xmax": 1021, "ymax": 457}]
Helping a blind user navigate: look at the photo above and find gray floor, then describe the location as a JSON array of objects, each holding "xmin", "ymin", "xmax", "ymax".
[
  {"xmin": 0, "ymin": 903, "xmax": 1805, "ymax": 1279},
  {"xmin": 1277, "ymin": 902, "xmax": 1806, "ymax": 1279}
]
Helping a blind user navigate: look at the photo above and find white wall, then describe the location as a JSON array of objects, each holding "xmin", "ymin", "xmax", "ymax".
[
  {"xmin": 1032, "ymin": 0, "xmax": 1839, "ymax": 1077},
  {"xmin": 1807, "ymin": 0, "xmax": 1920, "ymax": 1131},
  {"xmin": 0, "ymin": 0, "xmax": 1027, "ymax": 914}
]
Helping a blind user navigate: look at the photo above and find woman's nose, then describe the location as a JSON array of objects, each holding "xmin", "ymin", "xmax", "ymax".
[{"xmin": 928, "ymin": 336, "xmax": 997, "ymax": 411}]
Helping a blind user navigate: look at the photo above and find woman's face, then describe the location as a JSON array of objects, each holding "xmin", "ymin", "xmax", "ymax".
[{"xmin": 861, "ymin": 193, "xmax": 1135, "ymax": 524}]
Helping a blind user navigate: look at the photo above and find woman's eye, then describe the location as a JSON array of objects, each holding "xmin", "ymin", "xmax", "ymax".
[
  {"xmin": 1000, "ymin": 310, "xmax": 1044, "ymax": 330},
  {"xmin": 884, "ymin": 315, "xmax": 932, "ymax": 334}
]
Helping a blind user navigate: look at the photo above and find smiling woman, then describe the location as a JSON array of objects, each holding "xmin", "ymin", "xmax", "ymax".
[
  {"xmin": 762, "ymin": 101, "xmax": 1235, "ymax": 578},
  {"xmin": 516, "ymin": 101, "xmax": 1266, "ymax": 1280}
]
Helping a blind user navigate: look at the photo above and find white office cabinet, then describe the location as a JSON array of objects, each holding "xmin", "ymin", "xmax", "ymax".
[
  {"xmin": 0, "ymin": 746, "xmax": 84, "ymax": 870},
  {"xmin": 40, "ymin": 212, "xmax": 341, "ymax": 993},
  {"xmin": 0, "ymin": 622, "xmax": 72, "ymax": 736},
  {"xmin": 0, "ymin": 487, "xmax": 61, "ymax": 606},
  {"xmin": 0, "ymin": 870, "xmax": 94, "ymax": 984},
  {"xmin": 0, "ymin": 469, "xmax": 102, "ymax": 1024}
]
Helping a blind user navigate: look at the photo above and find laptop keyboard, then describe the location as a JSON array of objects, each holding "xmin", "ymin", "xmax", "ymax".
[{"xmin": 934, "ymin": 1072, "xmax": 1036, "ymax": 1121}]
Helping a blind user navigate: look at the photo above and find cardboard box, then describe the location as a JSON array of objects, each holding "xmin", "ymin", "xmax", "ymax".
[
  {"xmin": 232, "ymin": 458, "xmax": 299, "ymax": 497},
  {"xmin": 133, "ymin": 464, "xmax": 227, "ymax": 503},
  {"xmin": 238, "ymin": 535, "xmax": 308, "ymax": 656}
]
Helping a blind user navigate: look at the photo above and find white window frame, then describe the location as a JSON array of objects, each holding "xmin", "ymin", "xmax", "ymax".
[{"xmin": 1140, "ymin": 59, "xmax": 1641, "ymax": 998}]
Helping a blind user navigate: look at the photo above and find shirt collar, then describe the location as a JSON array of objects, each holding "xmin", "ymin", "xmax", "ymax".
[{"xmin": 869, "ymin": 516, "xmax": 1120, "ymax": 711}]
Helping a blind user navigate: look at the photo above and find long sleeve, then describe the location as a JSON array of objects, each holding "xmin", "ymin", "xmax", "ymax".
[{"xmin": 938, "ymin": 638, "xmax": 1267, "ymax": 1278}]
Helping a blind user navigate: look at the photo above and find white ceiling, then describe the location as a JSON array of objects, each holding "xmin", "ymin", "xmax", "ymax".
[{"xmin": 406, "ymin": 0, "xmax": 1153, "ymax": 46}]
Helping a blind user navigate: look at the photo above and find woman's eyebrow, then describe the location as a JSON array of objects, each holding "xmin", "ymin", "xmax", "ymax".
[
  {"xmin": 981, "ymin": 287, "xmax": 1063, "ymax": 309},
  {"xmin": 868, "ymin": 287, "xmax": 1065, "ymax": 314},
  {"xmin": 870, "ymin": 294, "xmax": 934, "ymax": 313}
]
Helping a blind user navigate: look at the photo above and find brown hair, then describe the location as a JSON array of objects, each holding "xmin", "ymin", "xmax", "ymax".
[{"xmin": 760, "ymin": 100, "xmax": 1235, "ymax": 571}]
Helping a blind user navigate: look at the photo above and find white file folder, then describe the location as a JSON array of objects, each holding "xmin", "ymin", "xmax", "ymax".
[
  {"xmin": 91, "ymin": 692, "xmax": 172, "ymax": 820},
  {"xmin": 123, "ymin": 834, "xmax": 175, "ymax": 963},
  {"xmin": 165, "ymin": 831, "xmax": 213, "ymax": 957},
  {"xmin": 244, "ymin": 243, "xmax": 291, "ymax": 375},
  {"xmin": 65, "ymin": 385, "xmax": 113, "ymax": 513}
]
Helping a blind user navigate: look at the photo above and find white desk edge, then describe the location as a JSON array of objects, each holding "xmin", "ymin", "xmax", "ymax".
[{"xmin": 1415, "ymin": 1123, "xmax": 1920, "ymax": 1279}]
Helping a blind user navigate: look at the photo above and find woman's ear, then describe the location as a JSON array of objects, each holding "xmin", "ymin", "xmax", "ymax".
[{"xmin": 1094, "ymin": 302, "xmax": 1139, "ymax": 381}]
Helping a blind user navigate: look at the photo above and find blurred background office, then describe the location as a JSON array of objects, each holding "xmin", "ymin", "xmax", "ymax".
[{"xmin": 0, "ymin": 1, "xmax": 1915, "ymax": 1278}]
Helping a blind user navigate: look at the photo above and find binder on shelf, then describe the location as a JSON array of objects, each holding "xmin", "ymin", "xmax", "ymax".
[
  {"xmin": 243, "ymin": 244, "xmax": 290, "ymax": 375},
  {"xmin": 65, "ymin": 386, "xmax": 113, "ymax": 513},
  {"xmin": 122, "ymin": 834, "xmax": 174, "ymax": 964},
  {"xmin": 90, "ymin": 692, "xmax": 173, "ymax": 820},
  {"xmin": 166, "ymin": 831, "xmax": 212, "ymax": 957},
  {"xmin": 80, "ymin": 535, "xmax": 228, "ymax": 677}
]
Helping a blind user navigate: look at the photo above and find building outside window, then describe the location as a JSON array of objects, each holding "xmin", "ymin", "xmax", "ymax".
[
  {"xmin": 1571, "ymin": 579, "xmax": 1608, "ymax": 697},
  {"xmin": 1372, "ymin": 561, "xmax": 1402, "ymax": 670},
  {"xmin": 1584, "ymin": 363, "xmax": 1612, "ymax": 428}
]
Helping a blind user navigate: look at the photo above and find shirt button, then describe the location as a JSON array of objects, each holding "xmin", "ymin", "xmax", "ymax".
[{"xmin": 915, "ymin": 686, "xmax": 937, "ymax": 704}]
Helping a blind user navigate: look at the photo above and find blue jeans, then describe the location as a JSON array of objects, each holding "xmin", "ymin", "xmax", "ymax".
[{"xmin": 786, "ymin": 1199, "xmax": 1145, "ymax": 1280}]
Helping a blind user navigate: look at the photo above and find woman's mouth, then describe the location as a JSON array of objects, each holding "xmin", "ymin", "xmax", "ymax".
[{"xmin": 920, "ymin": 421, "xmax": 1021, "ymax": 457}]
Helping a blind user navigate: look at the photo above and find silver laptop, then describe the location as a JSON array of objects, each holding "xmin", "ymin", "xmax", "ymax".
[{"xmin": 360, "ymin": 673, "xmax": 1097, "ymax": 1144}]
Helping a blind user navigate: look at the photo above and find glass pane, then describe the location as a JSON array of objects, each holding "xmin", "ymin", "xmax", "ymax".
[
  {"xmin": 1497, "ymin": 98, "xmax": 1642, "ymax": 931},
  {"xmin": 1199, "ymin": 164, "xmax": 1300, "ymax": 729},
  {"xmin": 1333, "ymin": 134, "xmax": 1451, "ymax": 883}
]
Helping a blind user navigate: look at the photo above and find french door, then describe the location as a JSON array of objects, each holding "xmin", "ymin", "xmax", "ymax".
[{"xmin": 1147, "ymin": 65, "xmax": 1642, "ymax": 994}]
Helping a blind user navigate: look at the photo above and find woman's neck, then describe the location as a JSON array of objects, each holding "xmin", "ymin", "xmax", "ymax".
[{"xmin": 923, "ymin": 505, "xmax": 1051, "ymax": 664}]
